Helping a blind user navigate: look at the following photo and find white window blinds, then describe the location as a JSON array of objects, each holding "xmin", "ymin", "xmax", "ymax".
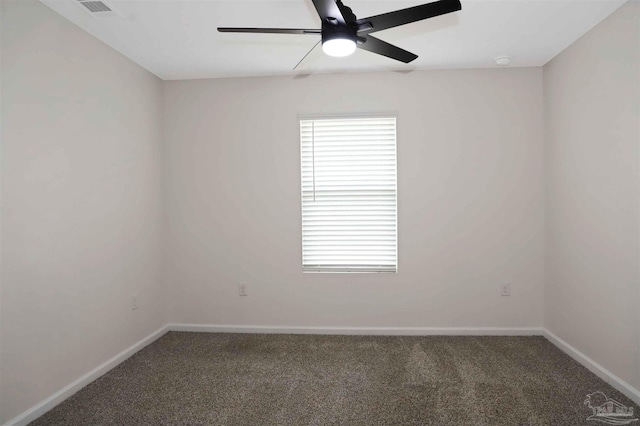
[{"xmin": 300, "ymin": 116, "xmax": 397, "ymax": 273}]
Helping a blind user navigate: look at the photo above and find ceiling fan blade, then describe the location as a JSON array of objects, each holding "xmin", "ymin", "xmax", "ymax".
[
  {"xmin": 217, "ymin": 28, "xmax": 321, "ymax": 35},
  {"xmin": 310, "ymin": 0, "xmax": 347, "ymax": 25},
  {"xmin": 356, "ymin": 0, "xmax": 461, "ymax": 34},
  {"xmin": 357, "ymin": 35, "xmax": 418, "ymax": 63}
]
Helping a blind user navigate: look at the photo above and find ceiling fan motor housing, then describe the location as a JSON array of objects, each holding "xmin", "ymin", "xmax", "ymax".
[{"xmin": 321, "ymin": 25, "xmax": 357, "ymax": 45}]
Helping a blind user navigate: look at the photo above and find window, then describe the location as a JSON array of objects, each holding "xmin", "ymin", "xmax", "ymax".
[{"xmin": 300, "ymin": 116, "xmax": 397, "ymax": 273}]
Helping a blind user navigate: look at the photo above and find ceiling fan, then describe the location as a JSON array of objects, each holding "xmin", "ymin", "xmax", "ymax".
[{"xmin": 218, "ymin": 0, "xmax": 462, "ymax": 65}]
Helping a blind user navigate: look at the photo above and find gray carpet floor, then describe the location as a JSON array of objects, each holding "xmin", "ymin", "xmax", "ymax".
[{"xmin": 30, "ymin": 332, "xmax": 639, "ymax": 425}]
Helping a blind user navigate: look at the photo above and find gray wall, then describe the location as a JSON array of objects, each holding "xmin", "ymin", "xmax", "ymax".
[
  {"xmin": 1, "ymin": 0, "xmax": 166, "ymax": 421},
  {"xmin": 544, "ymin": 0, "xmax": 640, "ymax": 390},
  {"xmin": 163, "ymin": 68, "xmax": 545, "ymax": 329}
]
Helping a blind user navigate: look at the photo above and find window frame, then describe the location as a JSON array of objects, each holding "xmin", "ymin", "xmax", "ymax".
[{"xmin": 299, "ymin": 113, "xmax": 398, "ymax": 274}]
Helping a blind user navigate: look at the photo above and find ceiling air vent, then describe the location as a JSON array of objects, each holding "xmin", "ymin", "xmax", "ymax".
[{"xmin": 74, "ymin": 0, "xmax": 122, "ymax": 19}]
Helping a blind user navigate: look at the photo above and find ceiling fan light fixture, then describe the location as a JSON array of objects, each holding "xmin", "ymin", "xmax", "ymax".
[
  {"xmin": 321, "ymin": 27, "xmax": 357, "ymax": 57},
  {"xmin": 322, "ymin": 37, "xmax": 356, "ymax": 57}
]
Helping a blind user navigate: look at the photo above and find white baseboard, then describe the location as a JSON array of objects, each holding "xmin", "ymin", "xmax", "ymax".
[
  {"xmin": 168, "ymin": 323, "xmax": 544, "ymax": 336},
  {"xmin": 4, "ymin": 325, "xmax": 169, "ymax": 426},
  {"xmin": 542, "ymin": 328, "xmax": 640, "ymax": 406}
]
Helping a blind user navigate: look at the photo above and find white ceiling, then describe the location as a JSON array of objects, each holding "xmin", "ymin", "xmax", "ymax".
[{"xmin": 40, "ymin": 0, "xmax": 626, "ymax": 80}]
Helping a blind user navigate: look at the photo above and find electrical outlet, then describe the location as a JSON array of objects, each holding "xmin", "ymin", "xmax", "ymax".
[
  {"xmin": 500, "ymin": 284, "xmax": 511, "ymax": 297},
  {"xmin": 131, "ymin": 293, "xmax": 138, "ymax": 310},
  {"xmin": 238, "ymin": 283, "xmax": 248, "ymax": 297}
]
